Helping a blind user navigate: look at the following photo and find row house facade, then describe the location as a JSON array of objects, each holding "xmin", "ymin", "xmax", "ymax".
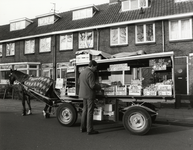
[{"xmin": 0, "ymin": 0, "xmax": 193, "ymax": 95}]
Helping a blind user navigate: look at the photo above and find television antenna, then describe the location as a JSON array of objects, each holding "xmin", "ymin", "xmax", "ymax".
[{"xmin": 50, "ymin": 2, "xmax": 59, "ymax": 13}]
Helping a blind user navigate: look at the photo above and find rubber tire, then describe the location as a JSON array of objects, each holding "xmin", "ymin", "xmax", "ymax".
[
  {"xmin": 56, "ymin": 103, "xmax": 77, "ymax": 127},
  {"xmin": 123, "ymin": 106, "xmax": 152, "ymax": 135}
]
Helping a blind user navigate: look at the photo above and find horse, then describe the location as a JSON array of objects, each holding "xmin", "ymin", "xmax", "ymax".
[{"xmin": 9, "ymin": 69, "xmax": 60, "ymax": 117}]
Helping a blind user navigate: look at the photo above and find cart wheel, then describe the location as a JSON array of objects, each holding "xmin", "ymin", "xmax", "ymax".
[
  {"xmin": 123, "ymin": 106, "xmax": 152, "ymax": 135},
  {"xmin": 56, "ymin": 103, "xmax": 77, "ymax": 127}
]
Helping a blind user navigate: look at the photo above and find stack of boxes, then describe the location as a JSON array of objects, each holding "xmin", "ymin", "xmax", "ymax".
[
  {"xmin": 143, "ymin": 84, "xmax": 157, "ymax": 96},
  {"xmin": 128, "ymin": 79, "xmax": 142, "ymax": 96},
  {"xmin": 75, "ymin": 50, "xmax": 111, "ymax": 63},
  {"xmin": 93, "ymin": 104, "xmax": 115, "ymax": 121},
  {"xmin": 157, "ymin": 84, "xmax": 172, "ymax": 96}
]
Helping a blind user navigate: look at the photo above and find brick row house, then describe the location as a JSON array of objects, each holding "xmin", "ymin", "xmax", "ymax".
[{"xmin": 0, "ymin": 0, "xmax": 193, "ymax": 95}]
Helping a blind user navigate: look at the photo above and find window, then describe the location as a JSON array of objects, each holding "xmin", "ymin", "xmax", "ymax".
[
  {"xmin": 79, "ymin": 31, "xmax": 93, "ymax": 49},
  {"xmin": 6, "ymin": 43, "xmax": 15, "ymax": 56},
  {"xmin": 60, "ymin": 34, "xmax": 73, "ymax": 50},
  {"xmin": 37, "ymin": 13, "xmax": 60, "ymax": 26},
  {"xmin": 0, "ymin": 45, "xmax": 2, "ymax": 57},
  {"xmin": 73, "ymin": 8, "xmax": 93, "ymax": 20},
  {"xmin": 110, "ymin": 27, "xmax": 128, "ymax": 46},
  {"xmin": 72, "ymin": 5, "xmax": 98, "ymax": 20},
  {"xmin": 175, "ymin": 0, "xmax": 193, "ymax": 2},
  {"xmin": 39, "ymin": 37, "xmax": 51, "ymax": 53},
  {"xmin": 38, "ymin": 16, "xmax": 54, "ymax": 26},
  {"xmin": 10, "ymin": 18, "xmax": 32, "ymax": 31},
  {"xmin": 135, "ymin": 23, "xmax": 155, "ymax": 43},
  {"xmin": 122, "ymin": 0, "xmax": 148, "ymax": 11},
  {"xmin": 169, "ymin": 18, "xmax": 192, "ymax": 41},
  {"xmin": 25, "ymin": 40, "xmax": 35, "ymax": 54}
]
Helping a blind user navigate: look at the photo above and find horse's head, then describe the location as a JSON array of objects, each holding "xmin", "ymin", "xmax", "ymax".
[{"xmin": 9, "ymin": 69, "xmax": 29, "ymax": 84}]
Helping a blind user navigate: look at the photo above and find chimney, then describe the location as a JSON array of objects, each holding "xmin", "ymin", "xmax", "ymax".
[{"xmin": 109, "ymin": 0, "xmax": 120, "ymax": 5}]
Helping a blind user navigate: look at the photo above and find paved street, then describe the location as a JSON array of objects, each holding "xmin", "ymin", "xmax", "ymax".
[{"xmin": 0, "ymin": 98, "xmax": 193, "ymax": 150}]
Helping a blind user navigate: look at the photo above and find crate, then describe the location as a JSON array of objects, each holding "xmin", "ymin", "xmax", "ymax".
[
  {"xmin": 76, "ymin": 54, "xmax": 90, "ymax": 63},
  {"xmin": 93, "ymin": 107, "xmax": 103, "ymax": 121},
  {"xmin": 143, "ymin": 89, "xmax": 157, "ymax": 96},
  {"xmin": 116, "ymin": 85, "xmax": 127, "ymax": 95},
  {"xmin": 129, "ymin": 85, "xmax": 142, "ymax": 96},
  {"xmin": 104, "ymin": 86, "xmax": 116, "ymax": 96}
]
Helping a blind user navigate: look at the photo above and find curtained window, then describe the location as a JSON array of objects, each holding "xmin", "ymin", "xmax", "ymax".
[
  {"xmin": 110, "ymin": 27, "xmax": 128, "ymax": 46},
  {"xmin": 136, "ymin": 23, "xmax": 155, "ymax": 43},
  {"xmin": 169, "ymin": 18, "xmax": 192, "ymax": 41}
]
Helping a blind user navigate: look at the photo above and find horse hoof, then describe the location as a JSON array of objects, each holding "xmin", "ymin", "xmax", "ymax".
[
  {"xmin": 42, "ymin": 111, "xmax": 46, "ymax": 118},
  {"xmin": 27, "ymin": 110, "xmax": 32, "ymax": 115}
]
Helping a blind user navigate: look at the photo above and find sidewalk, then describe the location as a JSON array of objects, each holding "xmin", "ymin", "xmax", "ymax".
[{"xmin": 0, "ymin": 98, "xmax": 193, "ymax": 127}]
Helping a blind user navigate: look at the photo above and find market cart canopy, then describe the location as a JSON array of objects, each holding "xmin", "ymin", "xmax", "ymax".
[
  {"xmin": 111, "ymin": 50, "xmax": 146, "ymax": 58},
  {"xmin": 75, "ymin": 49, "xmax": 111, "ymax": 59}
]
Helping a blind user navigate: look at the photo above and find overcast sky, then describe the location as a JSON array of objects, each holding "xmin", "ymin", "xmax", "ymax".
[{"xmin": 0, "ymin": 0, "xmax": 109, "ymax": 25}]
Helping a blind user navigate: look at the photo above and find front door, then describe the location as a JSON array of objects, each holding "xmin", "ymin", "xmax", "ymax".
[{"xmin": 175, "ymin": 57, "xmax": 187, "ymax": 94}]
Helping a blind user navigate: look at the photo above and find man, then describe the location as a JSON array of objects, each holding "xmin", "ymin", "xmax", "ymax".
[{"xmin": 79, "ymin": 60, "xmax": 101, "ymax": 135}]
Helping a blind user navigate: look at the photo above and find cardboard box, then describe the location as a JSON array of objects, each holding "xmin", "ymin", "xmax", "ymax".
[
  {"xmin": 93, "ymin": 107, "xmax": 103, "ymax": 121},
  {"xmin": 143, "ymin": 89, "xmax": 157, "ymax": 96},
  {"xmin": 158, "ymin": 91, "xmax": 172, "ymax": 96},
  {"xmin": 157, "ymin": 85, "xmax": 172, "ymax": 91},
  {"xmin": 104, "ymin": 86, "xmax": 116, "ymax": 96},
  {"xmin": 129, "ymin": 85, "xmax": 142, "ymax": 96},
  {"xmin": 104, "ymin": 104, "xmax": 113, "ymax": 112},
  {"xmin": 76, "ymin": 54, "xmax": 90, "ymax": 63},
  {"xmin": 116, "ymin": 85, "xmax": 127, "ymax": 95},
  {"xmin": 103, "ymin": 111, "xmax": 114, "ymax": 116}
]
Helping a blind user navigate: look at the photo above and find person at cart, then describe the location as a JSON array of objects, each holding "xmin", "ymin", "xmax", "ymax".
[{"xmin": 79, "ymin": 60, "xmax": 101, "ymax": 135}]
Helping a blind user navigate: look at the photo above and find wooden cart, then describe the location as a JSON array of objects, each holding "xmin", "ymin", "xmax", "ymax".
[{"xmin": 56, "ymin": 51, "xmax": 175, "ymax": 135}]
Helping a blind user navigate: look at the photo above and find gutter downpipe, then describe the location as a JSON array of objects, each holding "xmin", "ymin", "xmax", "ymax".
[
  {"xmin": 53, "ymin": 34, "xmax": 57, "ymax": 81},
  {"xmin": 162, "ymin": 20, "xmax": 165, "ymax": 52},
  {"xmin": 96, "ymin": 28, "xmax": 99, "ymax": 50}
]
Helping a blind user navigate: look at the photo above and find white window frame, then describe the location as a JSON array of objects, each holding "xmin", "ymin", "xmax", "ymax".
[
  {"xmin": 110, "ymin": 27, "xmax": 128, "ymax": 46},
  {"xmin": 39, "ymin": 37, "xmax": 51, "ymax": 53},
  {"xmin": 60, "ymin": 34, "xmax": 73, "ymax": 51},
  {"xmin": 6, "ymin": 42, "xmax": 15, "ymax": 56},
  {"xmin": 73, "ymin": 8, "xmax": 93, "ymax": 20},
  {"xmin": 175, "ymin": 0, "xmax": 192, "ymax": 2},
  {"xmin": 25, "ymin": 39, "xmax": 35, "ymax": 54},
  {"xmin": 10, "ymin": 21, "xmax": 25, "ymax": 31},
  {"xmin": 0, "ymin": 44, "xmax": 2, "ymax": 57},
  {"xmin": 122, "ymin": 0, "xmax": 148, "ymax": 12},
  {"xmin": 79, "ymin": 31, "xmax": 94, "ymax": 49},
  {"xmin": 38, "ymin": 16, "xmax": 55, "ymax": 26},
  {"xmin": 135, "ymin": 23, "xmax": 155, "ymax": 44},
  {"xmin": 169, "ymin": 18, "xmax": 192, "ymax": 41}
]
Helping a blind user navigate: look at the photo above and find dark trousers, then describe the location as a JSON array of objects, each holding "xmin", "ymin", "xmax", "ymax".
[{"xmin": 81, "ymin": 98, "xmax": 94, "ymax": 132}]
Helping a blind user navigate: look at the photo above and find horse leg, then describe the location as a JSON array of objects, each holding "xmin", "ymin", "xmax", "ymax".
[
  {"xmin": 26, "ymin": 95, "xmax": 32, "ymax": 115},
  {"xmin": 42, "ymin": 104, "xmax": 49, "ymax": 118},
  {"xmin": 22, "ymin": 94, "xmax": 26, "ymax": 116}
]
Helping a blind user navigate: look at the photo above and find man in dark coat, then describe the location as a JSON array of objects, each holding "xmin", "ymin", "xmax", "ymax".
[{"xmin": 79, "ymin": 60, "xmax": 101, "ymax": 135}]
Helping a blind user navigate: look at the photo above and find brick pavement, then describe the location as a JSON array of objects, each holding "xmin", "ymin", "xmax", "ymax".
[{"xmin": 0, "ymin": 98, "xmax": 193, "ymax": 127}]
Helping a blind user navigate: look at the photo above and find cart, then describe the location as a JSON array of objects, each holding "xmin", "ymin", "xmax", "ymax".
[{"xmin": 56, "ymin": 51, "xmax": 176, "ymax": 135}]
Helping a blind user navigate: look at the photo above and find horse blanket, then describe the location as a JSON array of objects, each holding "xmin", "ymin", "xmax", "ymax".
[{"xmin": 24, "ymin": 77, "xmax": 54, "ymax": 96}]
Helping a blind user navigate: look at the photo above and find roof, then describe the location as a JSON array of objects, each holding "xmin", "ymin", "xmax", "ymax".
[{"xmin": 0, "ymin": 0, "xmax": 193, "ymax": 42}]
